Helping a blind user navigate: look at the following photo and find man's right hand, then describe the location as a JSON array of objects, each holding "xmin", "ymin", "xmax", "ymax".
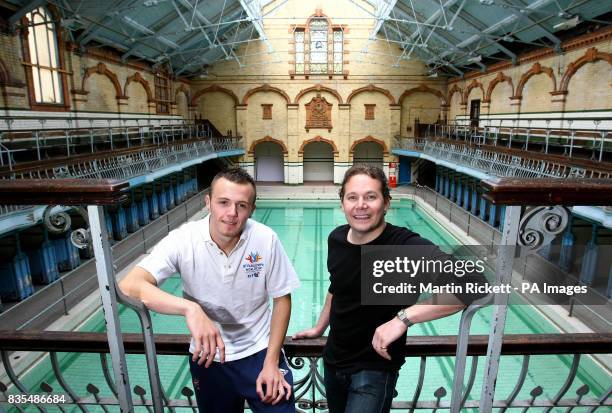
[
  {"xmin": 292, "ymin": 326, "xmax": 324, "ymax": 339},
  {"xmin": 185, "ymin": 303, "xmax": 225, "ymax": 367}
]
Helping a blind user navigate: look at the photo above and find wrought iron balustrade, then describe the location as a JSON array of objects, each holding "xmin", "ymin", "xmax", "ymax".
[
  {"xmin": 392, "ymin": 136, "xmax": 612, "ymax": 179},
  {"xmin": 0, "ymin": 118, "xmax": 227, "ymax": 171},
  {"xmin": 423, "ymin": 118, "xmax": 611, "ymax": 163},
  {"xmin": 0, "ymin": 137, "xmax": 243, "ymax": 219},
  {"xmin": 0, "ymin": 331, "xmax": 610, "ymax": 412}
]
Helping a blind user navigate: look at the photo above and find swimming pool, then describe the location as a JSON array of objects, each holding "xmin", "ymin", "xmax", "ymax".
[{"xmin": 7, "ymin": 199, "xmax": 609, "ymax": 412}]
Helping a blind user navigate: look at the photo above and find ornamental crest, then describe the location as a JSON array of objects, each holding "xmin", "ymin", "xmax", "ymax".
[{"xmin": 305, "ymin": 93, "xmax": 332, "ymax": 132}]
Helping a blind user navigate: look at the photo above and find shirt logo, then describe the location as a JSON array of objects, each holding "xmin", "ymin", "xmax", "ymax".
[
  {"xmin": 245, "ymin": 252, "xmax": 262, "ymax": 263},
  {"xmin": 243, "ymin": 251, "xmax": 264, "ymax": 278}
]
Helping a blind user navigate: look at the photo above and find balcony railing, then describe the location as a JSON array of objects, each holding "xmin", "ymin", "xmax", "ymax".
[
  {"xmin": 1, "ymin": 331, "xmax": 610, "ymax": 411},
  {"xmin": 0, "ymin": 117, "xmax": 228, "ymax": 171},
  {"xmin": 421, "ymin": 117, "xmax": 611, "ymax": 163},
  {"xmin": 392, "ymin": 136, "xmax": 612, "ymax": 179},
  {"xmin": 1, "ymin": 178, "xmax": 611, "ymax": 413}
]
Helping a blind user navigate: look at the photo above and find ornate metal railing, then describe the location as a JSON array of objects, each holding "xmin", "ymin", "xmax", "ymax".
[
  {"xmin": 392, "ymin": 136, "xmax": 612, "ymax": 179},
  {"xmin": 0, "ymin": 137, "xmax": 242, "ymax": 219},
  {"xmin": 0, "ymin": 118, "xmax": 224, "ymax": 171},
  {"xmin": 1, "ymin": 178, "xmax": 611, "ymax": 413},
  {"xmin": 0, "ymin": 331, "xmax": 610, "ymax": 412},
  {"xmin": 424, "ymin": 117, "xmax": 611, "ymax": 163},
  {"xmin": 1, "ymin": 137, "xmax": 243, "ymax": 180}
]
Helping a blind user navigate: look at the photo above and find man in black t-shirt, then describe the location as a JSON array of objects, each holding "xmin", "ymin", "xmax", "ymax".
[{"xmin": 293, "ymin": 165, "xmax": 467, "ymax": 413}]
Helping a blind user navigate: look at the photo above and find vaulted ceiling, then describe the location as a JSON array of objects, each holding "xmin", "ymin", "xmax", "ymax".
[{"xmin": 4, "ymin": 0, "xmax": 611, "ymax": 78}]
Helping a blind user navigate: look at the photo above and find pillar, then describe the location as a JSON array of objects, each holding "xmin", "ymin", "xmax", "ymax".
[
  {"xmin": 471, "ymin": 186, "xmax": 479, "ymax": 215},
  {"xmin": 286, "ymin": 104, "xmax": 300, "ymax": 184},
  {"xmin": 579, "ymin": 224, "xmax": 599, "ymax": 285},
  {"xmin": 480, "ymin": 198, "xmax": 487, "ymax": 221},
  {"xmin": 559, "ymin": 216, "xmax": 575, "ymax": 273},
  {"xmin": 463, "ymin": 181, "xmax": 471, "ymax": 210},
  {"xmin": 488, "ymin": 204, "xmax": 497, "ymax": 227}
]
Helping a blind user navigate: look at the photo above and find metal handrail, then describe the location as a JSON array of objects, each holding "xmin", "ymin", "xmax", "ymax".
[
  {"xmin": 392, "ymin": 136, "xmax": 611, "ymax": 179},
  {"xmin": 0, "ymin": 331, "xmax": 610, "ymax": 411}
]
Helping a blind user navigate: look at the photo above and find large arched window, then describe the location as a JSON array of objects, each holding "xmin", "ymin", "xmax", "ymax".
[
  {"xmin": 24, "ymin": 6, "xmax": 64, "ymax": 105},
  {"xmin": 292, "ymin": 11, "xmax": 346, "ymax": 78}
]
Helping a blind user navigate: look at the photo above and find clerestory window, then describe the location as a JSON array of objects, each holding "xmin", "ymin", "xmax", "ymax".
[
  {"xmin": 292, "ymin": 13, "xmax": 345, "ymax": 77},
  {"xmin": 24, "ymin": 6, "xmax": 64, "ymax": 104}
]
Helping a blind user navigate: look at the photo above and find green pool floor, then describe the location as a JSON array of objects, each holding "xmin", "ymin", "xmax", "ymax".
[{"xmin": 5, "ymin": 200, "xmax": 610, "ymax": 412}]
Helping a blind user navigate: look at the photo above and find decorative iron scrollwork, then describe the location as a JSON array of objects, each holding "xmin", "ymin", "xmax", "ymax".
[
  {"xmin": 43, "ymin": 205, "xmax": 91, "ymax": 250},
  {"xmin": 43, "ymin": 206, "xmax": 71, "ymax": 234},
  {"xmin": 518, "ymin": 206, "xmax": 569, "ymax": 256}
]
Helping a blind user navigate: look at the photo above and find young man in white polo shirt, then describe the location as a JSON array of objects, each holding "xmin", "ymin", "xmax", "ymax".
[{"xmin": 119, "ymin": 168, "xmax": 300, "ymax": 412}]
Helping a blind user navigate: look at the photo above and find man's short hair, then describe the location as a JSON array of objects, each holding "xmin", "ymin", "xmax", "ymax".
[
  {"xmin": 339, "ymin": 164, "xmax": 391, "ymax": 201},
  {"xmin": 210, "ymin": 167, "xmax": 257, "ymax": 204}
]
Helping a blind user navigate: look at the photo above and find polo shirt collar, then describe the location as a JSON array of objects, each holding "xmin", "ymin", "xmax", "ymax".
[{"xmin": 202, "ymin": 214, "xmax": 251, "ymax": 247}]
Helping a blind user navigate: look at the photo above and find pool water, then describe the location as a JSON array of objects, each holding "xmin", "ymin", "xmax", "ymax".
[{"xmin": 8, "ymin": 200, "xmax": 609, "ymax": 412}]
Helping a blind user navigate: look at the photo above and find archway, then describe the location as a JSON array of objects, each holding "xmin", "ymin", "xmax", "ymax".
[
  {"xmin": 303, "ymin": 141, "xmax": 334, "ymax": 182},
  {"xmin": 254, "ymin": 141, "xmax": 284, "ymax": 182},
  {"xmin": 352, "ymin": 141, "xmax": 384, "ymax": 168}
]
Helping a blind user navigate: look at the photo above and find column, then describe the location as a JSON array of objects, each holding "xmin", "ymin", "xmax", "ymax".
[
  {"xmin": 488, "ymin": 204, "xmax": 497, "ymax": 227},
  {"xmin": 479, "ymin": 198, "xmax": 487, "ymax": 221},
  {"xmin": 470, "ymin": 185, "xmax": 479, "ymax": 215},
  {"xmin": 456, "ymin": 177, "xmax": 463, "ymax": 206},
  {"xmin": 558, "ymin": 216, "xmax": 575, "ymax": 273},
  {"xmin": 499, "ymin": 205, "xmax": 506, "ymax": 229},
  {"xmin": 444, "ymin": 172, "xmax": 450, "ymax": 197},
  {"xmin": 286, "ymin": 104, "xmax": 300, "ymax": 184},
  {"xmin": 335, "ymin": 104, "xmax": 352, "ymax": 184},
  {"xmin": 463, "ymin": 180, "xmax": 471, "ymax": 210},
  {"xmin": 579, "ymin": 224, "xmax": 599, "ymax": 285},
  {"xmin": 390, "ymin": 104, "xmax": 402, "ymax": 137},
  {"xmin": 235, "ymin": 104, "xmax": 254, "ymax": 178}
]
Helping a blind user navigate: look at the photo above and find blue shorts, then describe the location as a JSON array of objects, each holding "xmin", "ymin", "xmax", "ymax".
[{"xmin": 188, "ymin": 348, "xmax": 295, "ymax": 413}]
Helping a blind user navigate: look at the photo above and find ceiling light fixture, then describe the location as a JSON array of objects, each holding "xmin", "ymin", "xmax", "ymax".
[{"xmin": 553, "ymin": 15, "xmax": 580, "ymax": 30}]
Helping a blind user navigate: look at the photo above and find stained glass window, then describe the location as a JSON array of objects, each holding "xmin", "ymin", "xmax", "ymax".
[{"xmin": 294, "ymin": 18, "xmax": 344, "ymax": 75}]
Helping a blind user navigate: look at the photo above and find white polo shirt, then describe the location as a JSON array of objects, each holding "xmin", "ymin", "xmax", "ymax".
[{"xmin": 137, "ymin": 214, "xmax": 300, "ymax": 361}]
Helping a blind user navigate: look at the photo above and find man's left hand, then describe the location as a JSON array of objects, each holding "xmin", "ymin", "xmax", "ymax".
[
  {"xmin": 372, "ymin": 317, "xmax": 408, "ymax": 360},
  {"xmin": 256, "ymin": 362, "xmax": 292, "ymax": 405}
]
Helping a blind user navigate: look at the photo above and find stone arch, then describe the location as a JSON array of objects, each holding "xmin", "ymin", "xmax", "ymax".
[
  {"xmin": 248, "ymin": 136, "xmax": 288, "ymax": 154},
  {"xmin": 175, "ymin": 83, "xmax": 190, "ymax": 102},
  {"xmin": 347, "ymin": 84, "xmax": 395, "ymax": 104},
  {"xmin": 82, "ymin": 62, "xmax": 123, "ymax": 98},
  {"xmin": 485, "ymin": 72, "xmax": 514, "ymax": 102},
  {"xmin": 515, "ymin": 62, "xmax": 556, "ymax": 98},
  {"xmin": 399, "ymin": 84, "xmax": 447, "ymax": 106},
  {"xmin": 560, "ymin": 47, "xmax": 612, "ymax": 92},
  {"xmin": 298, "ymin": 136, "xmax": 339, "ymax": 154},
  {"xmin": 242, "ymin": 84, "xmax": 291, "ymax": 105},
  {"xmin": 294, "ymin": 84, "xmax": 343, "ymax": 104},
  {"xmin": 124, "ymin": 72, "xmax": 152, "ymax": 101},
  {"xmin": 463, "ymin": 80, "xmax": 485, "ymax": 102},
  {"xmin": 349, "ymin": 136, "xmax": 388, "ymax": 154},
  {"xmin": 191, "ymin": 84, "xmax": 239, "ymax": 106},
  {"xmin": 447, "ymin": 84, "xmax": 464, "ymax": 105}
]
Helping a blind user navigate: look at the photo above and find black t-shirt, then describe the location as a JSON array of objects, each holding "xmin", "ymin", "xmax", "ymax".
[{"xmin": 323, "ymin": 223, "xmax": 439, "ymax": 373}]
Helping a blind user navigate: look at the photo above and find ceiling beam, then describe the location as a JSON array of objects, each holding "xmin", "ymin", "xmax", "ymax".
[
  {"xmin": 76, "ymin": 0, "xmax": 135, "ymax": 45},
  {"xmin": 9, "ymin": 0, "xmax": 45, "ymax": 26},
  {"xmin": 239, "ymin": 0, "xmax": 273, "ymax": 53}
]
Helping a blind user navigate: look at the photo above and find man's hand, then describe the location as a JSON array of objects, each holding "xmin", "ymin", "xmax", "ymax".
[
  {"xmin": 256, "ymin": 362, "xmax": 292, "ymax": 405},
  {"xmin": 372, "ymin": 317, "xmax": 407, "ymax": 360},
  {"xmin": 292, "ymin": 325, "xmax": 324, "ymax": 339},
  {"xmin": 185, "ymin": 303, "xmax": 225, "ymax": 367}
]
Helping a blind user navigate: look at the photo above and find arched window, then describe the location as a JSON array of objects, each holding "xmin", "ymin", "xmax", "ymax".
[
  {"xmin": 292, "ymin": 12, "xmax": 345, "ymax": 77},
  {"xmin": 24, "ymin": 6, "xmax": 63, "ymax": 104}
]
